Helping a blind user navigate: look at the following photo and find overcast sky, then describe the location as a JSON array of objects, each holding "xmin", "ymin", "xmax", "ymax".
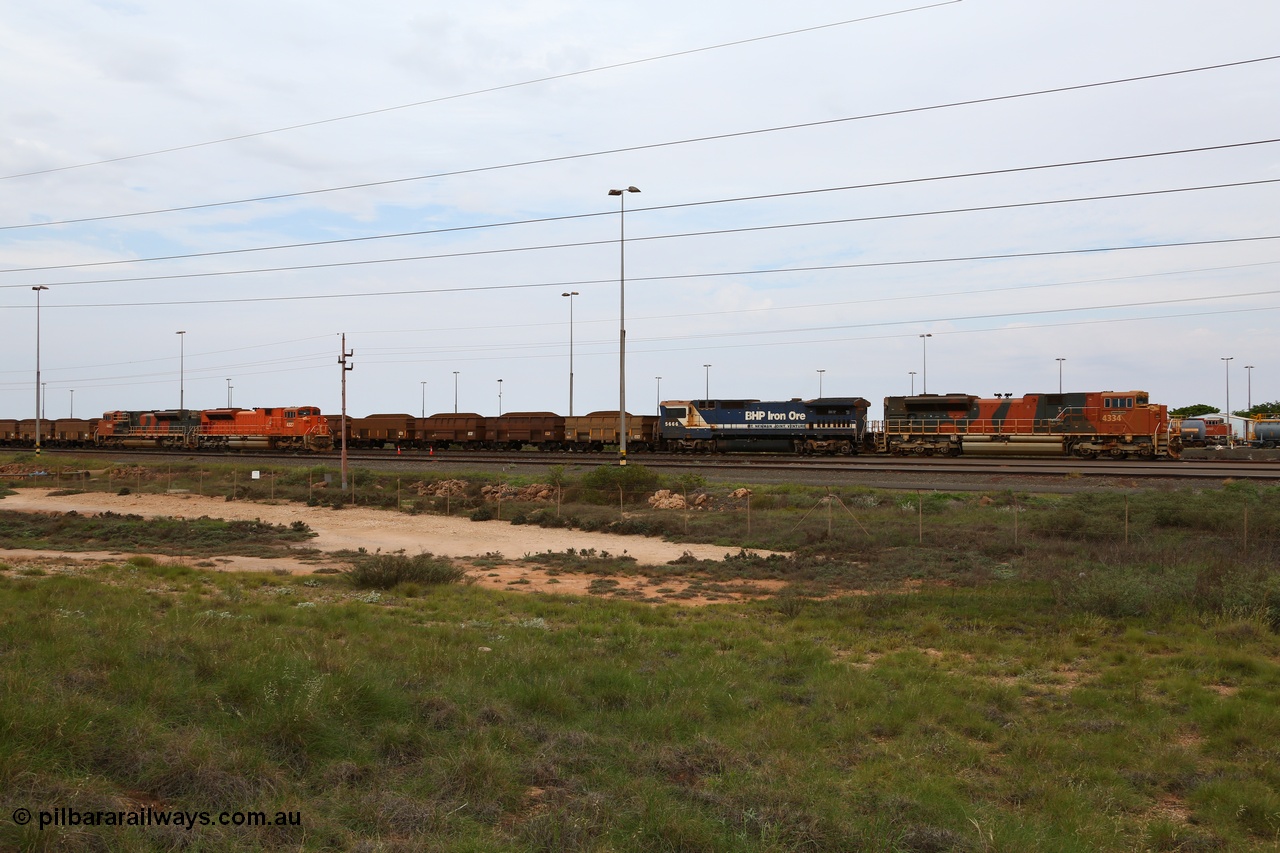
[{"xmin": 2, "ymin": 0, "xmax": 1277, "ymax": 424}]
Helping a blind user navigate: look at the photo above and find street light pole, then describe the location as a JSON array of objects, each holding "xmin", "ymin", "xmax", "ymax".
[
  {"xmin": 703, "ymin": 364, "xmax": 712, "ymax": 400},
  {"xmin": 32, "ymin": 286, "xmax": 48, "ymax": 455},
  {"xmin": 1056, "ymin": 358, "xmax": 1066, "ymax": 394},
  {"xmin": 909, "ymin": 371, "xmax": 917, "ymax": 395},
  {"xmin": 497, "ymin": 379, "xmax": 503, "ymax": 416},
  {"xmin": 609, "ymin": 186, "xmax": 640, "ymax": 466},
  {"xmin": 919, "ymin": 333, "xmax": 932, "ymax": 393},
  {"xmin": 1244, "ymin": 364, "xmax": 1255, "ymax": 442},
  {"xmin": 817, "ymin": 369, "xmax": 825, "ymax": 399},
  {"xmin": 176, "ymin": 331, "xmax": 186, "ymax": 413},
  {"xmin": 453, "ymin": 371, "xmax": 460, "ymax": 414},
  {"xmin": 227, "ymin": 378, "xmax": 233, "ymax": 408},
  {"xmin": 420, "ymin": 381, "xmax": 427, "ymax": 418},
  {"xmin": 562, "ymin": 291, "xmax": 578, "ymax": 416},
  {"xmin": 655, "ymin": 376, "xmax": 662, "ymax": 414},
  {"xmin": 69, "ymin": 389, "xmax": 74, "ymax": 419},
  {"xmin": 1221, "ymin": 356, "xmax": 1234, "ymax": 446}
]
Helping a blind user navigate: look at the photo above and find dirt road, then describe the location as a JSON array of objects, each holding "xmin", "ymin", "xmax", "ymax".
[{"xmin": 1, "ymin": 489, "xmax": 782, "ymax": 601}]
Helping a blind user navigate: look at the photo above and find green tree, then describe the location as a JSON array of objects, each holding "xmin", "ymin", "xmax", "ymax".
[
  {"xmin": 1234, "ymin": 401, "xmax": 1280, "ymax": 419},
  {"xmin": 1171, "ymin": 403, "xmax": 1218, "ymax": 418}
]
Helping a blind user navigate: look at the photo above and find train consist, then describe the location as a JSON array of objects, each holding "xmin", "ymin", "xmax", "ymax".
[
  {"xmin": 0, "ymin": 406, "xmax": 333, "ymax": 452},
  {"xmin": 878, "ymin": 391, "xmax": 1181, "ymax": 459},
  {"xmin": 0, "ymin": 390, "xmax": 1230, "ymax": 459}
]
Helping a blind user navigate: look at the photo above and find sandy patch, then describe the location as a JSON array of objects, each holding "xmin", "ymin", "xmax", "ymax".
[{"xmin": 1, "ymin": 489, "xmax": 786, "ymax": 604}]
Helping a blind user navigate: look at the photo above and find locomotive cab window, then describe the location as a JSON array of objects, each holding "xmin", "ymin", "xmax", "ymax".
[{"xmin": 665, "ymin": 407, "xmax": 687, "ymax": 420}]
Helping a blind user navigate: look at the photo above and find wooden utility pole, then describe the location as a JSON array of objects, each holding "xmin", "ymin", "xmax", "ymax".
[{"xmin": 339, "ymin": 334, "xmax": 354, "ymax": 493}]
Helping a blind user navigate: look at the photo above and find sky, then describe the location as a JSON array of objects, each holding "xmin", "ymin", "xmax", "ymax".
[{"xmin": 1, "ymin": 0, "xmax": 1278, "ymax": 426}]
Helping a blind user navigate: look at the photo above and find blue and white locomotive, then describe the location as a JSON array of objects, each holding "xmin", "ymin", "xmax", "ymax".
[{"xmin": 659, "ymin": 397, "xmax": 870, "ymax": 454}]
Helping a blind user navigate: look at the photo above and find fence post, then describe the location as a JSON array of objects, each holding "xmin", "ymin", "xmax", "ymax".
[
  {"xmin": 1124, "ymin": 495, "xmax": 1129, "ymax": 546},
  {"xmin": 917, "ymin": 490, "xmax": 923, "ymax": 544},
  {"xmin": 1014, "ymin": 497, "xmax": 1019, "ymax": 546}
]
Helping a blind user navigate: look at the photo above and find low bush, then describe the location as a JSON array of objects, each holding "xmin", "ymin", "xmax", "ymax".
[{"xmin": 346, "ymin": 552, "xmax": 466, "ymax": 589}]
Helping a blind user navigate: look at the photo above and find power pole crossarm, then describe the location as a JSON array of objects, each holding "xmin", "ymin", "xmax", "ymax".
[{"xmin": 339, "ymin": 334, "xmax": 354, "ymax": 492}]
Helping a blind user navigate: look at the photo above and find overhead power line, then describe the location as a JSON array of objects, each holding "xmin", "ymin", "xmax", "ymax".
[
  {"xmin": 5, "ymin": 53, "xmax": 1276, "ymax": 231},
  {"xmin": 8, "ymin": 288, "xmax": 1276, "ymax": 392},
  {"xmin": 0, "ymin": 1, "xmax": 961, "ymax": 182},
  {"xmin": 8, "ymin": 233, "xmax": 1279, "ymax": 299},
  {"xmin": 3, "ymin": 138, "xmax": 1277, "ymax": 273}
]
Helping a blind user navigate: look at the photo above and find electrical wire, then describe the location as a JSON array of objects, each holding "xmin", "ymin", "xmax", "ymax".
[
  {"xmin": 0, "ymin": 1, "xmax": 962, "ymax": 182},
  {"xmin": 7, "ymin": 233, "xmax": 1278, "ymax": 295},
  {"xmin": 10, "ymin": 281, "xmax": 1273, "ymax": 391},
  {"xmin": 5, "ymin": 54, "xmax": 1275, "ymax": 231},
  {"xmin": 4, "ymin": 138, "xmax": 1278, "ymax": 273}
]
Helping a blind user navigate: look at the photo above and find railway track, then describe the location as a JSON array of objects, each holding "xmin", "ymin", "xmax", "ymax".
[{"xmin": 25, "ymin": 446, "xmax": 1280, "ymax": 483}]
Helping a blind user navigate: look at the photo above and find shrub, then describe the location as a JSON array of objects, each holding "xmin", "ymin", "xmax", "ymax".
[
  {"xmin": 580, "ymin": 464, "xmax": 660, "ymax": 504},
  {"xmin": 346, "ymin": 553, "xmax": 466, "ymax": 589},
  {"xmin": 470, "ymin": 506, "xmax": 494, "ymax": 522}
]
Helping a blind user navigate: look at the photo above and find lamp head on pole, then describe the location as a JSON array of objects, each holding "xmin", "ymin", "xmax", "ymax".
[{"xmin": 608, "ymin": 186, "xmax": 640, "ymax": 196}]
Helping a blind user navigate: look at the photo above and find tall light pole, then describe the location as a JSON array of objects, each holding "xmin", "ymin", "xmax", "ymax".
[
  {"xmin": 655, "ymin": 376, "xmax": 662, "ymax": 414},
  {"xmin": 227, "ymin": 378, "xmax": 233, "ymax": 408},
  {"xmin": 919, "ymin": 333, "xmax": 932, "ymax": 393},
  {"xmin": 453, "ymin": 371, "xmax": 460, "ymax": 414},
  {"xmin": 69, "ymin": 389, "xmax": 74, "ymax": 419},
  {"xmin": 32, "ymin": 286, "xmax": 48, "ymax": 455},
  {"xmin": 909, "ymin": 371, "xmax": 917, "ymax": 395},
  {"xmin": 497, "ymin": 379, "xmax": 503, "ymax": 416},
  {"xmin": 1056, "ymin": 357, "xmax": 1066, "ymax": 394},
  {"xmin": 562, "ymin": 291, "xmax": 578, "ymax": 416},
  {"xmin": 1245, "ymin": 364, "xmax": 1255, "ymax": 442},
  {"xmin": 703, "ymin": 364, "xmax": 712, "ymax": 400},
  {"xmin": 609, "ymin": 185, "xmax": 640, "ymax": 466},
  {"xmin": 42, "ymin": 383, "xmax": 47, "ymax": 419},
  {"xmin": 1221, "ymin": 356, "xmax": 1233, "ymax": 446},
  {"xmin": 176, "ymin": 331, "xmax": 186, "ymax": 413},
  {"xmin": 817, "ymin": 369, "xmax": 826, "ymax": 399},
  {"xmin": 420, "ymin": 381, "xmax": 427, "ymax": 418}
]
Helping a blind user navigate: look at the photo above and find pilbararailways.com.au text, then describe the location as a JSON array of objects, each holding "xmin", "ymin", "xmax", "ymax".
[{"xmin": 15, "ymin": 807, "xmax": 301, "ymax": 831}]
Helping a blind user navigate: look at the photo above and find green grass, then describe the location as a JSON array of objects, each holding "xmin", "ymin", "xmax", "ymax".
[
  {"xmin": 3, "ymin": 457, "xmax": 1280, "ymax": 848},
  {"xmin": 2, "ymin": 560, "xmax": 1279, "ymax": 851},
  {"xmin": 345, "ymin": 551, "xmax": 469, "ymax": 589},
  {"xmin": 0, "ymin": 508, "xmax": 315, "ymax": 557}
]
